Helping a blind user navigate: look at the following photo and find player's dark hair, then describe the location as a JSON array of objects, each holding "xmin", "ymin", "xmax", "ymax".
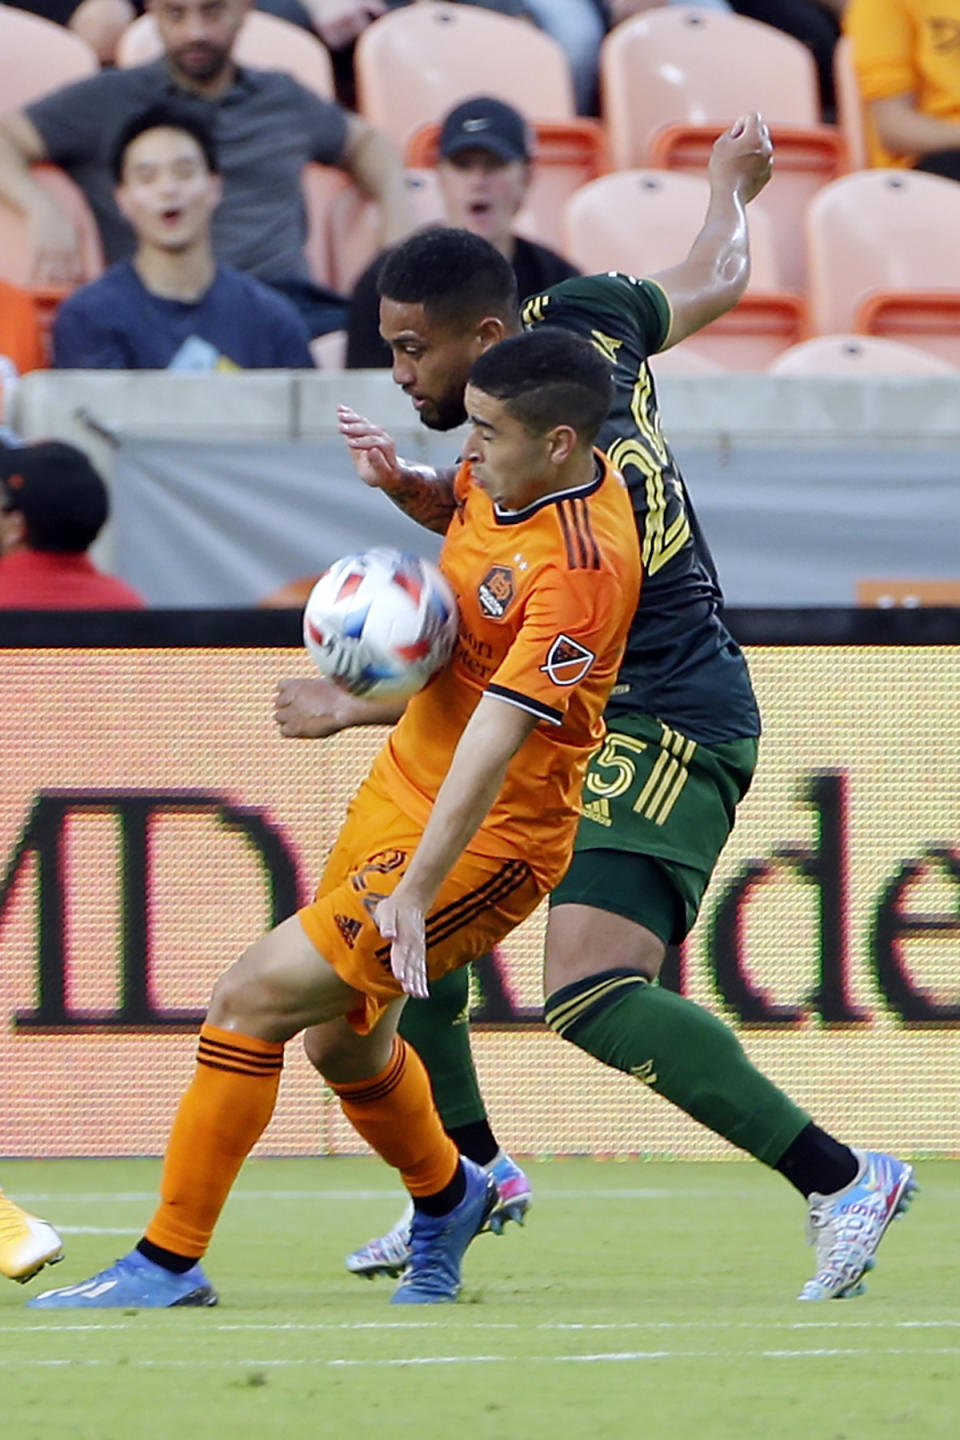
[
  {"xmin": 468, "ymin": 328, "xmax": 612, "ymax": 444},
  {"xmin": 378, "ymin": 227, "xmax": 520, "ymax": 331},
  {"xmin": 110, "ymin": 102, "xmax": 219, "ymax": 182}
]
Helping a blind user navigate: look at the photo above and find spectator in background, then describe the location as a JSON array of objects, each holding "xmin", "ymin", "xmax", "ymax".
[
  {"xmin": 53, "ymin": 104, "xmax": 315, "ymax": 370},
  {"xmin": 0, "ymin": 439, "xmax": 146, "ymax": 608},
  {"xmin": 346, "ymin": 96, "xmax": 579, "ymax": 369},
  {"xmin": 845, "ymin": 0, "xmax": 960, "ymax": 179},
  {"xmin": 0, "ymin": 0, "xmax": 412, "ymax": 336},
  {"xmin": 0, "ymin": 280, "xmax": 46, "ymax": 383}
]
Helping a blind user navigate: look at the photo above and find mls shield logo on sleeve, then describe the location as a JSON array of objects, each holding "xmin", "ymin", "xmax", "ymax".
[{"xmin": 540, "ymin": 634, "xmax": 596, "ymax": 685}]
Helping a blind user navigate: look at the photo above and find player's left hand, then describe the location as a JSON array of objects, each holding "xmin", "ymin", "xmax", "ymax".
[
  {"xmin": 709, "ymin": 112, "xmax": 773, "ymax": 205},
  {"xmin": 374, "ymin": 891, "xmax": 429, "ymax": 999},
  {"xmin": 274, "ymin": 676, "xmax": 350, "ymax": 738}
]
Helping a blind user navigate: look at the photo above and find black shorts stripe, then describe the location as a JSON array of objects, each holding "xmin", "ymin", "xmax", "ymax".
[
  {"xmin": 374, "ymin": 859, "xmax": 532, "ymax": 964},
  {"xmin": 423, "ymin": 860, "xmax": 532, "ymax": 951}
]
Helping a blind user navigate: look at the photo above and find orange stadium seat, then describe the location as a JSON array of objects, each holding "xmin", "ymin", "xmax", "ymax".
[
  {"xmin": 302, "ymin": 166, "xmax": 447, "ymax": 293},
  {"xmin": 259, "ymin": 574, "xmax": 321, "ymax": 607},
  {"xmin": 0, "ymin": 5, "xmax": 97, "ymax": 111},
  {"xmin": 769, "ymin": 333, "xmax": 959, "ymax": 375},
  {"xmin": 833, "ymin": 35, "xmax": 868, "ymax": 172},
  {"xmin": 116, "ymin": 10, "xmax": 335, "ymax": 96},
  {"xmin": 600, "ymin": 7, "xmax": 847, "ymax": 292},
  {"xmin": 354, "ymin": 0, "xmax": 575, "ymax": 149},
  {"xmin": 807, "ymin": 170, "xmax": 960, "ymax": 364},
  {"xmin": 405, "ymin": 118, "xmax": 608, "ymax": 253},
  {"xmin": 564, "ymin": 170, "xmax": 805, "ymax": 369},
  {"xmin": 857, "ymin": 578, "xmax": 960, "ymax": 606}
]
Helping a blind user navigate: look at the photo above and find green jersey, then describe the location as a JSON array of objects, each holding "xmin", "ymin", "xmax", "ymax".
[{"xmin": 522, "ymin": 272, "xmax": 760, "ymax": 745}]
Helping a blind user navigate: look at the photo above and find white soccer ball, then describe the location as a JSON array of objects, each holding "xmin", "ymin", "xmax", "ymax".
[{"xmin": 303, "ymin": 547, "xmax": 459, "ymax": 700}]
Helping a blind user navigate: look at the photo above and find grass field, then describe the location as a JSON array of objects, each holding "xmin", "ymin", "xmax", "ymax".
[{"xmin": 3, "ymin": 1156, "xmax": 957, "ymax": 1440}]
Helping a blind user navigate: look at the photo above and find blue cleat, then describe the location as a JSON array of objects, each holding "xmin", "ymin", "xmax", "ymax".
[
  {"xmin": 390, "ymin": 1157, "xmax": 497, "ymax": 1305},
  {"xmin": 345, "ymin": 1149, "xmax": 531, "ymax": 1279},
  {"xmin": 799, "ymin": 1149, "xmax": 916, "ymax": 1301},
  {"xmin": 27, "ymin": 1250, "xmax": 218, "ymax": 1309}
]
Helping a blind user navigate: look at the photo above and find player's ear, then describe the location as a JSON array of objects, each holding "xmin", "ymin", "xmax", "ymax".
[
  {"xmin": 547, "ymin": 424, "xmax": 577, "ymax": 465},
  {"xmin": 475, "ymin": 316, "xmax": 507, "ymax": 353}
]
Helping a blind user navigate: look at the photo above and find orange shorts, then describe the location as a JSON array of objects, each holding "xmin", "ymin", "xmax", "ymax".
[{"xmin": 297, "ymin": 777, "xmax": 545, "ymax": 1034}]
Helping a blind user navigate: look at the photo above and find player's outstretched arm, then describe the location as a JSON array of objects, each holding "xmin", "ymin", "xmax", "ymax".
[
  {"xmin": 650, "ymin": 112, "xmax": 773, "ymax": 350},
  {"xmin": 273, "ymin": 676, "xmax": 406, "ymax": 738},
  {"xmin": 374, "ymin": 695, "xmax": 537, "ymax": 997},
  {"xmin": 337, "ymin": 405, "xmax": 457, "ymax": 534}
]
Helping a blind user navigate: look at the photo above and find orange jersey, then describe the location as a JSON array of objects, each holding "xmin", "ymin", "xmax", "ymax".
[{"xmin": 367, "ymin": 450, "xmax": 641, "ymax": 888}]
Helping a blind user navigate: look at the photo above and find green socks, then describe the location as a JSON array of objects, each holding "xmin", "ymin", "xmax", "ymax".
[
  {"xmin": 545, "ymin": 969, "xmax": 810, "ymax": 1166},
  {"xmin": 398, "ymin": 967, "xmax": 487, "ymax": 1131}
]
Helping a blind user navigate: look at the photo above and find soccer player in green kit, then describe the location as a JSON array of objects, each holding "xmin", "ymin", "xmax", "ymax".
[{"xmin": 278, "ymin": 114, "xmax": 915, "ymax": 1302}]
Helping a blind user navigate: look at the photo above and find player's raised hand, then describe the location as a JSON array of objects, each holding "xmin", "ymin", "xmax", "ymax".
[
  {"xmin": 337, "ymin": 405, "xmax": 405, "ymax": 490},
  {"xmin": 374, "ymin": 891, "xmax": 429, "ymax": 999},
  {"xmin": 274, "ymin": 676, "xmax": 349, "ymax": 738},
  {"xmin": 709, "ymin": 112, "xmax": 773, "ymax": 205}
]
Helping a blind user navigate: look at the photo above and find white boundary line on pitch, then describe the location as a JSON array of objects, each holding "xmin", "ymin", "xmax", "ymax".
[
  {"xmin": 7, "ymin": 1319, "xmax": 960, "ymax": 1335},
  {"xmin": 4, "ymin": 1347, "xmax": 960, "ymax": 1369}
]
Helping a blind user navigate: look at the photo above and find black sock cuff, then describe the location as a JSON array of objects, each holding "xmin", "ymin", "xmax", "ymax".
[
  {"xmin": 137, "ymin": 1237, "xmax": 197, "ymax": 1274},
  {"xmin": 545, "ymin": 968, "xmax": 649, "ymax": 1041}
]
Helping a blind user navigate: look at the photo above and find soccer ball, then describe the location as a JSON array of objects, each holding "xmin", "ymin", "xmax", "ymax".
[{"xmin": 302, "ymin": 547, "xmax": 459, "ymax": 700}]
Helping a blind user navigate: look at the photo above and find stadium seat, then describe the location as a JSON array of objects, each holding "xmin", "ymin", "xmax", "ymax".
[
  {"xmin": 564, "ymin": 171, "xmax": 805, "ymax": 369},
  {"xmin": 600, "ymin": 7, "xmax": 847, "ymax": 291},
  {"xmin": 405, "ymin": 118, "xmax": 608, "ymax": 254},
  {"xmin": 650, "ymin": 346, "xmax": 729, "ymax": 375},
  {"xmin": 769, "ymin": 334, "xmax": 959, "ymax": 375},
  {"xmin": 0, "ymin": 163, "xmax": 103, "ymax": 288},
  {"xmin": 115, "ymin": 10, "xmax": 334, "ymax": 97},
  {"xmin": 833, "ymin": 35, "xmax": 868, "ymax": 172},
  {"xmin": 857, "ymin": 578, "xmax": 960, "ymax": 606},
  {"xmin": 354, "ymin": 1, "xmax": 575, "ymax": 149},
  {"xmin": 302, "ymin": 166, "xmax": 447, "ymax": 292},
  {"xmin": 0, "ymin": 5, "xmax": 97, "ymax": 111},
  {"xmin": 259, "ymin": 574, "xmax": 320, "ymax": 607},
  {"xmin": 807, "ymin": 170, "xmax": 960, "ymax": 364}
]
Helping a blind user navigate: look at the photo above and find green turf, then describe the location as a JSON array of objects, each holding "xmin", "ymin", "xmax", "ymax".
[{"xmin": 3, "ymin": 1157, "xmax": 956, "ymax": 1440}]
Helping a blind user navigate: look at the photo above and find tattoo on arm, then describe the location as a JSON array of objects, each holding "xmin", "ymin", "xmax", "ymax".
[{"xmin": 383, "ymin": 466, "xmax": 457, "ymax": 534}]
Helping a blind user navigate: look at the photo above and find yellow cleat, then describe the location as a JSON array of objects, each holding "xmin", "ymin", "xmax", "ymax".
[{"xmin": 0, "ymin": 1189, "xmax": 64, "ymax": 1283}]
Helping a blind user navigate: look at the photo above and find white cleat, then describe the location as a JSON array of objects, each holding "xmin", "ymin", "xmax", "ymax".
[
  {"xmin": 345, "ymin": 1152, "xmax": 533, "ymax": 1278},
  {"xmin": 799, "ymin": 1149, "xmax": 916, "ymax": 1301},
  {"xmin": 346, "ymin": 1201, "xmax": 414, "ymax": 1280},
  {"xmin": 0, "ymin": 1190, "xmax": 64, "ymax": 1283}
]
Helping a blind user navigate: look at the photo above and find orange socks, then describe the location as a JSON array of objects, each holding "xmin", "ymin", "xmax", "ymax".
[
  {"xmin": 331, "ymin": 1038, "xmax": 459, "ymax": 1197},
  {"xmin": 144, "ymin": 1024, "xmax": 284, "ymax": 1259}
]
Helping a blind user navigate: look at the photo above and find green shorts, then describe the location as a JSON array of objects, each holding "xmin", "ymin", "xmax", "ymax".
[{"xmin": 550, "ymin": 713, "xmax": 758, "ymax": 944}]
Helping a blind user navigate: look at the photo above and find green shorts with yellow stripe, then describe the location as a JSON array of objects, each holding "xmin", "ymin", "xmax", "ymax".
[{"xmin": 550, "ymin": 713, "xmax": 758, "ymax": 945}]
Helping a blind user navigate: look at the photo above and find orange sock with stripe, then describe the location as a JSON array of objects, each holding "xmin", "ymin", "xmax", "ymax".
[
  {"xmin": 143, "ymin": 1023, "xmax": 284, "ymax": 1260},
  {"xmin": 330, "ymin": 1037, "xmax": 459, "ymax": 1197}
]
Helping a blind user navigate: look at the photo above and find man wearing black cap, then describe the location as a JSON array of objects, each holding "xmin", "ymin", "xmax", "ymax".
[
  {"xmin": 345, "ymin": 95, "xmax": 578, "ymax": 370},
  {"xmin": 0, "ymin": 440, "xmax": 145, "ymax": 609}
]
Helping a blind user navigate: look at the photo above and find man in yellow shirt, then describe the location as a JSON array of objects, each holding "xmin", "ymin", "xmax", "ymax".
[{"xmin": 845, "ymin": 0, "xmax": 960, "ymax": 177}]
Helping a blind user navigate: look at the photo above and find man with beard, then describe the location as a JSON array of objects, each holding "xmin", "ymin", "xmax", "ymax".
[{"xmin": 0, "ymin": 0, "xmax": 411, "ymax": 335}]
